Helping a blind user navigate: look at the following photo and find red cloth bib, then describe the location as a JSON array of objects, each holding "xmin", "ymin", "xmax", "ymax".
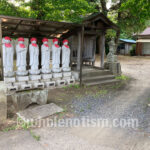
[
  {"xmin": 32, "ymin": 43, "xmax": 37, "ymax": 47},
  {"xmin": 44, "ymin": 44, "xmax": 49, "ymax": 47},
  {"xmin": 19, "ymin": 43, "xmax": 25, "ymax": 48},
  {"xmin": 64, "ymin": 45, "xmax": 69, "ymax": 48},
  {"xmin": 5, "ymin": 43, "xmax": 12, "ymax": 48},
  {"xmin": 55, "ymin": 44, "xmax": 59, "ymax": 48}
]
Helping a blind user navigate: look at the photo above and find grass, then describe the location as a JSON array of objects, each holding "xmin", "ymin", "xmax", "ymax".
[
  {"xmin": 115, "ymin": 75, "xmax": 129, "ymax": 81},
  {"xmin": 92, "ymin": 89, "xmax": 108, "ymax": 98},
  {"xmin": 2, "ymin": 125, "xmax": 17, "ymax": 132}
]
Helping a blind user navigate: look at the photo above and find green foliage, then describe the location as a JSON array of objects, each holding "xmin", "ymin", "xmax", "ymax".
[
  {"xmin": 130, "ymin": 45, "xmax": 136, "ymax": 56},
  {"xmin": 2, "ymin": 125, "xmax": 17, "ymax": 132},
  {"xmin": 115, "ymin": 75, "xmax": 129, "ymax": 81},
  {"xmin": 30, "ymin": 130, "xmax": 40, "ymax": 141}
]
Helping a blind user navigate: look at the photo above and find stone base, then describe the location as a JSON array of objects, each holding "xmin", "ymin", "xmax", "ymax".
[
  {"xmin": 29, "ymin": 69, "xmax": 40, "ymax": 75},
  {"xmin": 4, "ymin": 71, "xmax": 15, "ymax": 77},
  {"xmin": 0, "ymin": 82, "xmax": 7, "ymax": 122},
  {"xmin": 7, "ymin": 84, "xmax": 18, "ymax": 93},
  {"xmin": 62, "ymin": 67, "xmax": 71, "ymax": 72},
  {"xmin": 16, "ymin": 70, "xmax": 28, "ymax": 76},
  {"xmin": 41, "ymin": 68, "xmax": 51, "ymax": 74},
  {"xmin": 52, "ymin": 72, "xmax": 62, "ymax": 79},
  {"xmin": 65, "ymin": 78, "xmax": 75, "ymax": 85},
  {"xmin": 11, "ymin": 89, "xmax": 48, "ymax": 111},
  {"xmin": 29, "ymin": 74, "xmax": 41, "ymax": 81},
  {"xmin": 63, "ymin": 71, "xmax": 72, "ymax": 77},
  {"xmin": 52, "ymin": 68, "xmax": 62, "ymax": 73},
  {"xmin": 16, "ymin": 76, "xmax": 29, "ymax": 82},
  {"xmin": 104, "ymin": 62, "xmax": 122, "ymax": 75},
  {"xmin": 41, "ymin": 74, "xmax": 52, "ymax": 80},
  {"xmin": 4, "ymin": 77, "xmax": 16, "ymax": 83}
]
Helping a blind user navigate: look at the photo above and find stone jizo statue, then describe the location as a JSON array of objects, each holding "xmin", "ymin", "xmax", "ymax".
[
  {"xmin": 3, "ymin": 36, "xmax": 14, "ymax": 77},
  {"xmin": 16, "ymin": 37, "xmax": 28, "ymax": 76},
  {"xmin": 52, "ymin": 38, "xmax": 61, "ymax": 73},
  {"xmin": 62, "ymin": 39, "xmax": 71, "ymax": 72},
  {"xmin": 41, "ymin": 38, "xmax": 51, "ymax": 74},
  {"xmin": 107, "ymin": 40, "xmax": 118, "ymax": 63},
  {"xmin": 29, "ymin": 37, "xmax": 40, "ymax": 75}
]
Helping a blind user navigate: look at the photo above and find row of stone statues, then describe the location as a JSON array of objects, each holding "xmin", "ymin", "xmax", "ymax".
[{"xmin": 3, "ymin": 37, "xmax": 71, "ymax": 77}]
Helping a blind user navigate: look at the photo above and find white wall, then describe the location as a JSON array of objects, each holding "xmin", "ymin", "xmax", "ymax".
[{"xmin": 142, "ymin": 43, "xmax": 150, "ymax": 55}]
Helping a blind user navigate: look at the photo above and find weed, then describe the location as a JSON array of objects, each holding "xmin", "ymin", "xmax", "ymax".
[
  {"xmin": 87, "ymin": 104, "xmax": 92, "ymax": 109},
  {"xmin": 17, "ymin": 117, "xmax": 32, "ymax": 130},
  {"xmin": 30, "ymin": 130, "xmax": 40, "ymax": 141},
  {"xmin": 115, "ymin": 75, "xmax": 129, "ymax": 81},
  {"xmin": 80, "ymin": 108, "xmax": 84, "ymax": 112},
  {"xmin": 3, "ymin": 125, "xmax": 17, "ymax": 132},
  {"xmin": 74, "ymin": 84, "xmax": 80, "ymax": 89}
]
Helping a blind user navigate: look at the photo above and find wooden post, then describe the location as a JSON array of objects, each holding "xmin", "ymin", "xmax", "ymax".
[
  {"xmin": 77, "ymin": 32, "xmax": 81, "ymax": 71},
  {"xmin": 0, "ymin": 19, "xmax": 3, "ymax": 80},
  {"xmin": 80, "ymin": 25, "xmax": 84, "ymax": 86},
  {"xmin": 100, "ymin": 32, "xmax": 105, "ymax": 68}
]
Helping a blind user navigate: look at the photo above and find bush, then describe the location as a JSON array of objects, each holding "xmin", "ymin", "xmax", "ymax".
[{"xmin": 130, "ymin": 45, "xmax": 136, "ymax": 56}]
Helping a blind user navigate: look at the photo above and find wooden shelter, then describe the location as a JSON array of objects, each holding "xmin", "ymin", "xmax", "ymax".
[{"xmin": 0, "ymin": 13, "xmax": 119, "ymax": 84}]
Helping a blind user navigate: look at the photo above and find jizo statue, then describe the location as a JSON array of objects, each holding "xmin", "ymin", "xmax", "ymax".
[
  {"xmin": 52, "ymin": 38, "xmax": 61, "ymax": 73},
  {"xmin": 29, "ymin": 37, "xmax": 40, "ymax": 75},
  {"xmin": 41, "ymin": 38, "xmax": 51, "ymax": 74},
  {"xmin": 3, "ymin": 36, "xmax": 14, "ymax": 77},
  {"xmin": 62, "ymin": 39, "xmax": 71, "ymax": 72},
  {"xmin": 16, "ymin": 37, "xmax": 28, "ymax": 76}
]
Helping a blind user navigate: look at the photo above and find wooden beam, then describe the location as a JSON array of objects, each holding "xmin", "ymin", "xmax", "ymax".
[
  {"xmin": 100, "ymin": 32, "xmax": 105, "ymax": 68},
  {"xmin": 80, "ymin": 25, "xmax": 84, "ymax": 86},
  {"xmin": 11, "ymin": 20, "xmax": 23, "ymax": 35},
  {"xmin": 0, "ymin": 19, "xmax": 3, "ymax": 80},
  {"xmin": 77, "ymin": 32, "xmax": 81, "ymax": 71}
]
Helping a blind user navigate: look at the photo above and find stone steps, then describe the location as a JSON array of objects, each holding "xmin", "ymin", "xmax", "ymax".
[
  {"xmin": 83, "ymin": 74, "xmax": 115, "ymax": 82},
  {"xmin": 83, "ymin": 70, "xmax": 112, "ymax": 77},
  {"xmin": 84, "ymin": 79, "xmax": 120, "ymax": 86}
]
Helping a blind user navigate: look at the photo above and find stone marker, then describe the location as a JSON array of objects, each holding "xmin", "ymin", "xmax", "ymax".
[
  {"xmin": 17, "ymin": 103, "xmax": 63, "ymax": 122},
  {"xmin": 0, "ymin": 81, "xmax": 7, "ymax": 123}
]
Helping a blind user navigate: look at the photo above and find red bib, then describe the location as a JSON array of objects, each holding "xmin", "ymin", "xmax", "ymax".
[
  {"xmin": 32, "ymin": 43, "xmax": 37, "ymax": 47},
  {"xmin": 19, "ymin": 43, "xmax": 25, "ymax": 48},
  {"xmin": 64, "ymin": 45, "xmax": 69, "ymax": 48},
  {"xmin": 44, "ymin": 44, "xmax": 49, "ymax": 47},
  {"xmin": 55, "ymin": 44, "xmax": 59, "ymax": 48},
  {"xmin": 5, "ymin": 43, "xmax": 12, "ymax": 48}
]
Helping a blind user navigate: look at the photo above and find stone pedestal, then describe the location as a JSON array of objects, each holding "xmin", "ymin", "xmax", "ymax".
[
  {"xmin": 16, "ymin": 76, "xmax": 29, "ymax": 82},
  {"xmin": 4, "ymin": 77, "xmax": 16, "ymax": 83},
  {"xmin": 104, "ymin": 62, "xmax": 121, "ymax": 75},
  {"xmin": 41, "ymin": 74, "xmax": 52, "ymax": 80},
  {"xmin": 7, "ymin": 84, "xmax": 18, "ymax": 93},
  {"xmin": 11, "ymin": 89, "xmax": 48, "ymax": 111},
  {"xmin": 52, "ymin": 72, "xmax": 62, "ymax": 79},
  {"xmin": 63, "ymin": 71, "xmax": 72, "ymax": 79},
  {"xmin": 52, "ymin": 72, "xmax": 65, "ymax": 86},
  {"xmin": 0, "ymin": 82, "xmax": 7, "ymax": 122},
  {"xmin": 29, "ymin": 74, "xmax": 41, "ymax": 81},
  {"xmin": 45, "ymin": 81, "xmax": 56, "ymax": 88}
]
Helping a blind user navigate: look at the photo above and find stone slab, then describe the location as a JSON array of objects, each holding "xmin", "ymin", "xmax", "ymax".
[
  {"xmin": 16, "ymin": 76, "xmax": 29, "ymax": 82},
  {"xmin": 17, "ymin": 103, "xmax": 63, "ymax": 122},
  {"xmin": 4, "ymin": 77, "xmax": 16, "ymax": 83},
  {"xmin": 52, "ymin": 72, "xmax": 62, "ymax": 79},
  {"xmin": 0, "ymin": 82, "xmax": 7, "ymax": 122},
  {"xmin": 45, "ymin": 81, "xmax": 56, "ymax": 89},
  {"xmin": 41, "ymin": 74, "xmax": 52, "ymax": 80},
  {"xmin": 29, "ymin": 75, "xmax": 41, "ymax": 81},
  {"xmin": 11, "ymin": 89, "xmax": 48, "ymax": 111}
]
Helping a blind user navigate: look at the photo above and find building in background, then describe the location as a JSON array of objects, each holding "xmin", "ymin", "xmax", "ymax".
[
  {"xmin": 117, "ymin": 38, "xmax": 136, "ymax": 55},
  {"xmin": 136, "ymin": 27, "xmax": 150, "ymax": 56}
]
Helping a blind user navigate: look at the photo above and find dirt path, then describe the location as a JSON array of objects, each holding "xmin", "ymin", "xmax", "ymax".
[{"xmin": 1, "ymin": 56, "xmax": 150, "ymax": 150}]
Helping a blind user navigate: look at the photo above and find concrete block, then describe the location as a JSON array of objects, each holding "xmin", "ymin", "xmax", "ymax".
[
  {"xmin": 29, "ymin": 75, "xmax": 41, "ymax": 81},
  {"xmin": 4, "ymin": 77, "xmax": 15, "ymax": 83},
  {"xmin": 7, "ymin": 85, "xmax": 18, "ymax": 93},
  {"xmin": 45, "ymin": 81, "xmax": 56, "ymax": 88},
  {"xmin": 20, "ymin": 84, "xmax": 32, "ymax": 90},
  {"xmin": 41, "ymin": 74, "xmax": 52, "ymax": 80},
  {"xmin": 56, "ymin": 80, "xmax": 66, "ymax": 87},
  {"xmin": 33, "ymin": 82, "xmax": 45, "ymax": 89},
  {"xmin": 16, "ymin": 76, "xmax": 29, "ymax": 82},
  {"xmin": 0, "ymin": 81, "xmax": 7, "ymax": 122},
  {"xmin": 65, "ymin": 78, "xmax": 75, "ymax": 85}
]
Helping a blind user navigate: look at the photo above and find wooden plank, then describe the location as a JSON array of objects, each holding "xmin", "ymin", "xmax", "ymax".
[
  {"xmin": 0, "ymin": 19, "xmax": 3, "ymax": 80},
  {"xmin": 80, "ymin": 25, "xmax": 84, "ymax": 86}
]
